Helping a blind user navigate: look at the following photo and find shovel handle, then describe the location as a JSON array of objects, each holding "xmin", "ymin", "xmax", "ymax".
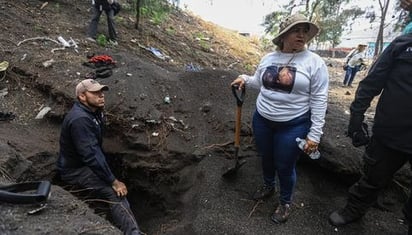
[
  {"xmin": 231, "ymin": 84, "xmax": 245, "ymax": 107},
  {"xmin": 232, "ymin": 85, "xmax": 245, "ymax": 148}
]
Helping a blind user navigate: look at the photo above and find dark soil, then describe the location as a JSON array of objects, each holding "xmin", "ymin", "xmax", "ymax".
[{"xmin": 0, "ymin": 0, "xmax": 409, "ymax": 235}]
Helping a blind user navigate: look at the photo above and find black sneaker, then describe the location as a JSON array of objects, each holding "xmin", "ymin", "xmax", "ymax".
[
  {"xmin": 252, "ymin": 185, "xmax": 274, "ymax": 200},
  {"xmin": 271, "ymin": 203, "xmax": 291, "ymax": 224},
  {"xmin": 329, "ymin": 208, "xmax": 362, "ymax": 226}
]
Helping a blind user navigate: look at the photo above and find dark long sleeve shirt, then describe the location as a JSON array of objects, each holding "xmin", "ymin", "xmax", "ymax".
[
  {"xmin": 350, "ymin": 33, "xmax": 412, "ymax": 153},
  {"xmin": 57, "ymin": 102, "xmax": 115, "ymax": 184}
]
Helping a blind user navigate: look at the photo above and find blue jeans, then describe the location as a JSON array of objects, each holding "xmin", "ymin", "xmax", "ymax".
[
  {"xmin": 343, "ymin": 65, "xmax": 360, "ymax": 86},
  {"xmin": 252, "ymin": 110, "xmax": 311, "ymax": 204}
]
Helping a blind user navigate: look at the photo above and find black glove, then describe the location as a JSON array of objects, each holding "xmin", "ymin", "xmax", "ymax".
[{"xmin": 347, "ymin": 115, "xmax": 370, "ymax": 147}]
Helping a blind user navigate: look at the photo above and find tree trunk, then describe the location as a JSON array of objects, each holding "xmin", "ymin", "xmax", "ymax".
[
  {"xmin": 135, "ymin": 0, "xmax": 142, "ymax": 30},
  {"xmin": 374, "ymin": 0, "xmax": 390, "ymax": 56}
]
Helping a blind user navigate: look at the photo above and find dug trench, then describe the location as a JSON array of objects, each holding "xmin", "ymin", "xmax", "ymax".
[{"xmin": 1, "ymin": 64, "xmax": 410, "ymax": 234}]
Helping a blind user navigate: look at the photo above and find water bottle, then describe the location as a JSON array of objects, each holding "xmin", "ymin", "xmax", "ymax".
[{"xmin": 296, "ymin": 137, "xmax": 320, "ymax": 160}]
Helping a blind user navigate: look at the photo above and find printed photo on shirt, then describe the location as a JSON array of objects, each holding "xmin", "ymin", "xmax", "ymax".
[{"xmin": 262, "ymin": 65, "xmax": 297, "ymax": 93}]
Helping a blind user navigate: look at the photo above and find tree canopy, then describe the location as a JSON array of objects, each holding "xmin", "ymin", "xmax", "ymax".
[{"xmin": 261, "ymin": 0, "xmax": 409, "ymax": 55}]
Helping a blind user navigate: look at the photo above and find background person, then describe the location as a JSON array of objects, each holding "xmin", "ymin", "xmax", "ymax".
[
  {"xmin": 57, "ymin": 79, "xmax": 141, "ymax": 235},
  {"xmin": 87, "ymin": 0, "xmax": 118, "ymax": 45},
  {"xmin": 342, "ymin": 44, "xmax": 368, "ymax": 87},
  {"xmin": 231, "ymin": 13, "xmax": 329, "ymax": 224},
  {"xmin": 329, "ymin": 1, "xmax": 412, "ymax": 233}
]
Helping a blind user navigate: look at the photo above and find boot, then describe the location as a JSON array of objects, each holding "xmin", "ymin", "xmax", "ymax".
[{"xmin": 329, "ymin": 207, "xmax": 363, "ymax": 226}]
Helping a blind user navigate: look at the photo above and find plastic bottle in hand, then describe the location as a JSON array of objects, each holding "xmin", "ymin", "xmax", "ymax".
[{"xmin": 296, "ymin": 137, "xmax": 320, "ymax": 160}]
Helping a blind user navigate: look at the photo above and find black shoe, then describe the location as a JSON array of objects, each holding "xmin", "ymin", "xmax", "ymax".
[
  {"xmin": 252, "ymin": 185, "xmax": 274, "ymax": 200},
  {"xmin": 271, "ymin": 203, "xmax": 291, "ymax": 224},
  {"xmin": 329, "ymin": 208, "xmax": 361, "ymax": 226}
]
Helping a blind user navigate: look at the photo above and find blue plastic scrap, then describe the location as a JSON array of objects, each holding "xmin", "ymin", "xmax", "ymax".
[{"xmin": 185, "ymin": 63, "xmax": 202, "ymax": 72}]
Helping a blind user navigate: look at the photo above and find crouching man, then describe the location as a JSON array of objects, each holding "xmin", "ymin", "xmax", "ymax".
[{"xmin": 57, "ymin": 79, "xmax": 141, "ymax": 235}]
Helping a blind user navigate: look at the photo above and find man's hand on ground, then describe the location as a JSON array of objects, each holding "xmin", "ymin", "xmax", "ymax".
[{"xmin": 112, "ymin": 179, "xmax": 128, "ymax": 197}]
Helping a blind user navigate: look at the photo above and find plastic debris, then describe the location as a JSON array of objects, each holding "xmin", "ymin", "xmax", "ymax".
[
  {"xmin": 185, "ymin": 63, "xmax": 202, "ymax": 72},
  {"xmin": 42, "ymin": 59, "xmax": 55, "ymax": 68},
  {"xmin": 35, "ymin": 106, "xmax": 51, "ymax": 119},
  {"xmin": 57, "ymin": 36, "xmax": 71, "ymax": 47},
  {"xmin": 152, "ymin": 132, "xmax": 159, "ymax": 137},
  {"xmin": 164, "ymin": 96, "xmax": 171, "ymax": 104},
  {"xmin": 0, "ymin": 61, "xmax": 9, "ymax": 72},
  {"xmin": 148, "ymin": 47, "xmax": 170, "ymax": 60}
]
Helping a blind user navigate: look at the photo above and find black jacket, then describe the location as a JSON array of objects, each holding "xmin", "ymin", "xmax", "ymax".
[
  {"xmin": 94, "ymin": 0, "xmax": 113, "ymax": 11},
  {"xmin": 350, "ymin": 33, "xmax": 412, "ymax": 153},
  {"xmin": 57, "ymin": 102, "xmax": 115, "ymax": 184}
]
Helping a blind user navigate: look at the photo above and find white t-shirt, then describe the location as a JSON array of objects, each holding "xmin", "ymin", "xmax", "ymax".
[
  {"xmin": 240, "ymin": 49, "xmax": 329, "ymax": 143},
  {"xmin": 346, "ymin": 49, "xmax": 365, "ymax": 67}
]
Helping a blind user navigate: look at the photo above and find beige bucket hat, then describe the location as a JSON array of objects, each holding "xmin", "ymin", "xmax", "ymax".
[{"xmin": 272, "ymin": 13, "xmax": 320, "ymax": 46}]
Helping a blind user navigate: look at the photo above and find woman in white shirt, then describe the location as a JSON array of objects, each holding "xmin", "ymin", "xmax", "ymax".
[{"xmin": 231, "ymin": 13, "xmax": 329, "ymax": 224}]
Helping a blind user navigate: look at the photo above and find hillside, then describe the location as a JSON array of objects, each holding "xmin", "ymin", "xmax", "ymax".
[{"xmin": 0, "ymin": 1, "xmax": 410, "ymax": 235}]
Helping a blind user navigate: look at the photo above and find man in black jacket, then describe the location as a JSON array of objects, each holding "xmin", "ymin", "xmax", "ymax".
[
  {"xmin": 328, "ymin": 1, "xmax": 412, "ymax": 233},
  {"xmin": 57, "ymin": 79, "xmax": 141, "ymax": 235},
  {"xmin": 87, "ymin": 0, "xmax": 118, "ymax": 45}
]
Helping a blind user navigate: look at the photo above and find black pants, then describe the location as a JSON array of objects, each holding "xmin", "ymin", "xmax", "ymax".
[
  {"xmin": 345, "ymin": 137, "xmax": 412, "ymax": 225},
  {"xmin": 87, "ymin": 5, "xmax": 117, "ymax": 41},
  {"xmin": 60, "ymin": 167, "xmax": 140, "ymax": 235}
]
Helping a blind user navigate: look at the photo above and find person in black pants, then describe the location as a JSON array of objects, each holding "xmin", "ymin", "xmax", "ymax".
[
  {"xmin": 87, "ymin": 0, "xmax": 118, "ymax": 45},
  {"xmin": 328, "ymin": 1, "xmax": 412, "ymax": 233},
  {"xmin": 57, "ymin": 79, "xmax": 141, "ymax": 235}
]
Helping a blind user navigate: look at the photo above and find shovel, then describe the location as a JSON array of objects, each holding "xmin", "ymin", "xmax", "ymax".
[{"xmin": 222, "ymin": 84, "xmax": 247, "ymax": 178}]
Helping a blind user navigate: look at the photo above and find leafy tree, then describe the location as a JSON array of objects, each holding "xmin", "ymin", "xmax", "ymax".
[
  {"xmin": 262, "ymin": 0, "xmax": 364, "ymax": 49},
  {"xmin": 262, "ymin": 0, "xmax": 411, "ymax": 57}
]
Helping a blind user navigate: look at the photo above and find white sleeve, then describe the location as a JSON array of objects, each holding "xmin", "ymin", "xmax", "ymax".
[{"xmin": 307, "ymin": 59, "xmax": 329, "ymax": 143}]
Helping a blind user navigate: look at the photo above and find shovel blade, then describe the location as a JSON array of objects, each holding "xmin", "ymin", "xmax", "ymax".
[{"xmin": 222, "ymin": 160, "xmax": 246, "ymax": 178}]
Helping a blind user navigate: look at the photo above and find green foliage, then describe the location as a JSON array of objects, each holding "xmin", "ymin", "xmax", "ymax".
[
  {"xmin": 198, "ymin": 40, "xmax": 211, "ymax": 52},
  {"xmin": 262, "ymin": 11, "xmax": 289, "ymax": 36},
  {"xmin": 97, "ymin": 34, "xmax": 107, "ymax": 47},
  {"xmin": 261, "ymin": 0, "xmax": 366, "ymax": 48},
  {"xmin": 138, "ymin": 0, "xmax": 171, "ymax": 25},
  {"xmin": 121, "ymin": 2, "xmax": 134, "ymax": 12}
]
